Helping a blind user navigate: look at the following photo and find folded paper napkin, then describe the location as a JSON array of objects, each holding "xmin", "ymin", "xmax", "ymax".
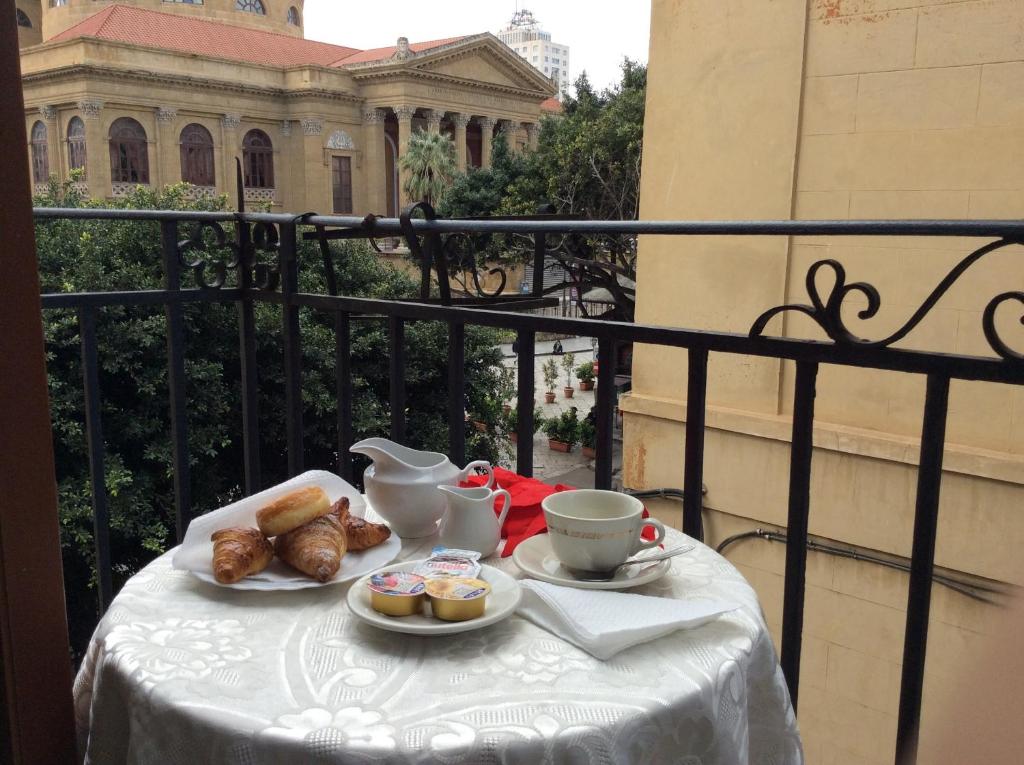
[
  {"xmin": 516, "ymin": 579, "xmax": 739, "ymax": 660},
  {"xmin": 461, "ymin": 467, "xmax": 656, "ymax": 557}
]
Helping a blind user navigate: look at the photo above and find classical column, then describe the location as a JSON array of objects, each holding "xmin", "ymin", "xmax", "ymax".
[
  {"xmin": 300, "ymin": 117, "xmax": 325, "ymax": 212},
  {"xmin": 479, "ymin": 117, "xmax": 496, "ymax": 170},
  {"xmin": 526, "ymin": 122, "xmax": 540, "ymax": 152},
  {"xmin": 362, "ymin": 108, "xmax": 387, "ymax": 214},
  {"xmin": 496, "ymin": 119, "xmax": 515, "ymax": 154},
  {"xmin": 425, "ymin": 109, "xmax": 442, "ymax": 134},
  {"xmin": 39, "ymin": 105, "xmax": 60, "ymax": 184},
  {"xmin": 154, "ymin": 106, "xmax": 178, "ymax": 190},
  {"xmin": 221, "ymin": 113, "xmax": 241, "ymax": 206},
  {"xmin": 394, "ymin": 105, "xmax": 415, "ymax": 206},
  {"xmin": 452, "ymin": 113, "xmax": 469, "ymax": 174},
  {"xmin": 78, "ymin": 99, "xmax": 108, "ymax": 198},
  {"xmin": 278, "ymin": 119, "xmax": 295, "ymax": 210}
]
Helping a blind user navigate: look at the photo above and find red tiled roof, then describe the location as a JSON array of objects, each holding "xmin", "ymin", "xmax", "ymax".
[
  {"xmin": 48, "ymin": 5, "xmax": 462, "ymax": 69},
  {"xmin": 540, "ymin": 97, "xmax": 563, "ymax": 114},
  {"xmin": 333, "ymin": 37, "xmax": 468, "ymax": 66}
]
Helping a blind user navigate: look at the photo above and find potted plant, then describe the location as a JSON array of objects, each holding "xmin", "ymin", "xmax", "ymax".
[
  {"xmin": 542, "ymin": 358, "xmax": 559, "ymax": 404},
  {"xmin": 561, "ymin": 352, "xmax": 576, "ymax": 399},
  {"xmin": 579, "ymin": 414, "xmax": 596, "ymax": 459},
  {"xmin": 502, "ymin": 405, "xmax": 543, "ymax": 444},
  {"xmin": 576, "ymin": 360, "xmax": 595, "ymax": 391},
  {"xmin": 543, "ymin": 407, "xmax": 580, "ymax": 453}
]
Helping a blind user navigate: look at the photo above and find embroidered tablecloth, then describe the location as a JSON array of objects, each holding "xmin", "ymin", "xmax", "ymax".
[{"xmin": 74, "ymin": 510, "xmax": 802, "ymax": 764}]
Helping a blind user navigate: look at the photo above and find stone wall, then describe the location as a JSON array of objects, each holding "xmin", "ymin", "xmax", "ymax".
[{"xmin": 629, "ymin": 1, "xmax": 1024, "ymax": 762}]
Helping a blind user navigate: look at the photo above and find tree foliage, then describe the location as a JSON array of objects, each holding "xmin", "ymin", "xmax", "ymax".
[
  {"xmin": 34, "ymin": 178, "xmax": 503, "ymax": 656},
  {"xmin": 399, "ymin": 130, "xmax": 457, "ymax": 206}
]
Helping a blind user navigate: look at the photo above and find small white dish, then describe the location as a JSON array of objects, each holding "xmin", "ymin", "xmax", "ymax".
[
  {"xmin": 512, "ymin": 534, "xmax": 672, "ymax": 590},
  {"xmin": 346, "ymin": 560, "xmax": 521, "ymax": 635}
]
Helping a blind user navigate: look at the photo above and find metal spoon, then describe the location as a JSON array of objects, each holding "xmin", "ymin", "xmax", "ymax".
[{"xmin": 568, "ymin": 543, "xmax": 696, "ymax": 582}]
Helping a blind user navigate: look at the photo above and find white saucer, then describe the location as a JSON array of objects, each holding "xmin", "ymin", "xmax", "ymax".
[
  {"xmin": 346, "ymin": 560, "xmax": 522, "ymax": 635},
  {"xmin": 511, "ymin": 534, "xmax": 672, "ymax": 590}
]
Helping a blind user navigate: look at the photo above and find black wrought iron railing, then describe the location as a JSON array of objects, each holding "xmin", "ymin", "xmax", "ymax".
[{"xmin": 33, "ymin": 205, "xmax": 1024, "ymax": 764}]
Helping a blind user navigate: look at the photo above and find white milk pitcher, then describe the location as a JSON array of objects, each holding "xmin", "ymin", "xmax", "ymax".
[
  {"xmin": 437, "ymin": 485, "xmax": 512, "ymax": 557},
  {"xmin": 350, "ymin": 437, "xmax": 493, "ymax": 538}
]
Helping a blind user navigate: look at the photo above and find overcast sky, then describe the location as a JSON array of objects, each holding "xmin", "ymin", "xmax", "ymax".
[{"xmin": 304, "ymin": 1, "xmax": 652, "ymax": 92}]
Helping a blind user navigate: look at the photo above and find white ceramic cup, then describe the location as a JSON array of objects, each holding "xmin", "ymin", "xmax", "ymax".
[{"xmin": 541, "ymin": 489, "xmax": 667, "ymax": 572}]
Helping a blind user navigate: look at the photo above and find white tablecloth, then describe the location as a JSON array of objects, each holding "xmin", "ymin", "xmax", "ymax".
[{"xmin": 74, "ymin": 513, "xmax": 802, "ymax": 764}]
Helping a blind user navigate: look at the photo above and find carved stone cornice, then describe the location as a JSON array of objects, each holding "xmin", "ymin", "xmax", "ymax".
[
  {"xmin": 155, "ymin": 106, "xmax": 177, "ymax": 123},
  {"xmin": 349, "ymin": 67, "xmax": 549, "ymax": 102},
  {"xmin": 222, "ymin": 113, "xmax": 241, "ymax": 130},
  {"xmin": 77, "ymin": 99, "xmax": 103, "ymax": 119},
  {"xmin": 477, "ymin": 117, "xmax": 497, "ymax": 131},
  {"xmin": 393, "ymin": 105, "xmax": 416, "ymax": 121},
  {"xmin": 300, "ymin": 117, "xmax": 323, "ymax": 136},
  {"xmin": 39, "ymin": 105, "xmax": 57, "ymax": 121},
  {"xmin": 280, "ymin": 120, "xmax": 293, "ymax": 137},
  {"xmin": 361, "ymin": 107, "xmax": 386, "ymax": 124},
  {"xmin": 22, "ymin": 64, "xmax": 363, "ymax": 106}
]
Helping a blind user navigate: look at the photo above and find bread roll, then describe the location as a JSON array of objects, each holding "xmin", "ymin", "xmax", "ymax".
[
  {"xmin": 256, "ymin": 486, "xmax": 330, "ymax": 537},
  {"xmin": 211, "ymin": 527, "xmax": 273, "ymax": 584}
]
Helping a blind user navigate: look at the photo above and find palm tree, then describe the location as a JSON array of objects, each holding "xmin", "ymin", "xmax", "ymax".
[{"xmin": 399, "ymin": 130, "xmax": 456, "ymax": 206}]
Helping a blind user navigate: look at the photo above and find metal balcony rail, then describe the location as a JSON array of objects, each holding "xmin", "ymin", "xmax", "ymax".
[{"xmin": 33, "ymin": 205, "xmax": 1024, "ymax": 765}]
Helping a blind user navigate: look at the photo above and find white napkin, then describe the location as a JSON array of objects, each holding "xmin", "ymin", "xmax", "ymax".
[{"xmin": 516, "ymin": 579, "xmax": 739, "ymax": 660}]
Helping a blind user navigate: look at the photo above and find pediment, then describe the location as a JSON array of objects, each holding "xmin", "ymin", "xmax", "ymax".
[{"xmin": 410, "ymin": 37, "xmax": 553, "ymax": 95}]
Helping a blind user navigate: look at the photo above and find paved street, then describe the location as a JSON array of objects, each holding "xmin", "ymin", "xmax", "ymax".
[{"xmin": 496, "ymin": 336, "xmax": 623, "ymax": 487}]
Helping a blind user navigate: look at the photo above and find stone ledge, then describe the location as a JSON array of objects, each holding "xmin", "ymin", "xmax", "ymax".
[{"xmin": 619, "ymin": 391, "xmax": 1024, "ymax": 487}]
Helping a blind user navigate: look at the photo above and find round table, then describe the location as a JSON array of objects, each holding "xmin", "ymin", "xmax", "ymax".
[{"xmin": 74, "ymin": 516, "xmax": 802, "ymax": 764}]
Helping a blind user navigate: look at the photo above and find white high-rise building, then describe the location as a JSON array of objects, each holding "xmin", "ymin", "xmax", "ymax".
[{"xmin": 496, "ymin": 9, "xmax": 570, "ymax": 100}]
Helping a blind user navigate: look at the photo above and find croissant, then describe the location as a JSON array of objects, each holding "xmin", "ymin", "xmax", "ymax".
[
  {"xmin": 274, "ymin": 511, "xmax": 347, "ymax": 582},
  {"xmin": 211, "ymin": 527, "xmax": 273, "ymax": 584},
  {"xmin": 331, "ymin": 498, "xmax": 392, "ymax": 551}
]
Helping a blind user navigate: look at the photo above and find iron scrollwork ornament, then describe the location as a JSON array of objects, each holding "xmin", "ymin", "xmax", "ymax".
[
  {"xmin": 176, "ymin": 219, "xmax": 280, "ymax": 291},
  {"xmin": 749, "ymin": 238, "xmax": 1024, "ymax": 362}
]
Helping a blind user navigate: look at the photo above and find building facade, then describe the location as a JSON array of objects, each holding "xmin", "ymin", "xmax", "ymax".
[
  {"xmin": 629, "ymin": 1, "xmax": 1024, "ymax": 763},
  {"xmin": 496, "ymin": 9, "xmax": 570, "ymax": 100},
  {"xmin": 18, "ymin": 0, "xmax": 555, "ymax": 213}
]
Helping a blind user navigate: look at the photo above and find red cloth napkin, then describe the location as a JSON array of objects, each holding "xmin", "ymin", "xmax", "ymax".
[{"xmin": 461, "ymin": 467, "xmax": 656, "ymax": 557}]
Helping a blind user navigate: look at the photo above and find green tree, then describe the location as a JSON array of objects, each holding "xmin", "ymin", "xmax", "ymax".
[
  {"xmin": 399, "ymin": 130, "xmax": 456, "ymax": 206},
  {"xmin": 34, "ymin": 177, "xmax": 502, "ymax": 657}
]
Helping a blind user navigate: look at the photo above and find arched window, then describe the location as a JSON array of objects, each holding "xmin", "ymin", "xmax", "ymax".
[
  {"xmin": 179, "ymin": 123, "xmax": 215, "ymax": 186},
  {"xmin": 108, "ymin": 117, "xmax": 149, "ymax": 184},
  {"xmin": 49, "ymin": 0, "xmax": 68, "ymax": 7},
  {"xmin": 287, "ymin": 6, "xmax": 300, "ymax": 25},
  {"xmin": 235, "ymin": 0, "xmax": 265, "ymax": 14},
  {"xmin": 30, "ymin": 121, "xmax": 48, "ymax": 183},
  {"xmin": 242, "ymin": 129, "xmax": 274, "ymax": 188},
  {"xmin": 16, "ymin": 9, "xmax": 31, "ymax": 27},
  {"xmin": 67, "ymin": 116, "xmax": 86, "ymax": 175}
]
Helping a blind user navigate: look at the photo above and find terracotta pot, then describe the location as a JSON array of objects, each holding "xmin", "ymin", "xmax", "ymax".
[
  {"xmin": 548, "ymin": 439, "xmax": 571, "ymax": 453},
  {"xmin": 509, "ymin": 431, "xmax": 518, "ymax": 444},
  {"xmin": 582, "ymin": 446, "xmax": 596, "ymax": 459},
  {"xmin": 472, "ymin": 420, "xmax": 487, "ymax": 432},
  {"xmin": 563, "ymin": 386, "xmax": 575, "ymax": 399},
  {"xmin": 579, "ymin": 380, "xmax": 594, "ymax": 391},
  {"xmin": 544, "ymin": 392, "xmax": 556, "ymax": 404}
]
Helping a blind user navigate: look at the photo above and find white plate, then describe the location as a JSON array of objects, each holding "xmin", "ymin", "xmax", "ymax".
[
  {"xmin": 511, "ymin": 534, "xmax": 672, "ymax": 590},
  {"xmin": 172, "ymin": 470, "xmax": 400, "ymax": 590},
  {"xmin": 346, "ymin": 560, "xmax": 522, "ymax": 635}
]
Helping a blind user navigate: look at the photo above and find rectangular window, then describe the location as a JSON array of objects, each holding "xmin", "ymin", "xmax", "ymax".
[{"xmin": 332, "ymin": 156, "xmax": 353, "ymax": 214}]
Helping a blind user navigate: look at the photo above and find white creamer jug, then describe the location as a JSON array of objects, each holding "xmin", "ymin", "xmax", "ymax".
[
  {"xmin": 350, "ymin": 437, "xmax": 494, "ymax": 538},
  {"xmin": 437, "ymin": 485, "xmax": 512, "ymax": 557}
]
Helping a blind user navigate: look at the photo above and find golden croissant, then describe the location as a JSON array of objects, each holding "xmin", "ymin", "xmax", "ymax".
[
  {"xmin": 274, "ymin": 511, "xmax": 348, "ymax": 582},
  {"xmin": 331, "ymin": 498, "xmax": 392, "ymax": 551},
  {"xmin": 211, "ymin": 527, "xmax": 273, "ymax": 584}
]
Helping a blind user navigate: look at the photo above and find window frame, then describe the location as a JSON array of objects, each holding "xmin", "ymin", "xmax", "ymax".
[
  {"xmin": 108, "ymin": 117, "xmax": 150, "ymax": 185},
  {"xmin": 242, "ymin": 129, "xmax": 274, "ymax": 189},
  {"xmin": 235, "ymin": 0, "xmax": 266, "ymax": 14},
  {"xmin": 29, "ymin": 121, "xmax": 48, "ymax": 184},
  {"xmin": 67, "ymin": 116, "xmax": 87, "ymax": 177},
  {"xmin": 179, "ymin": 123, "xmax": 216, "ymax": 187}
]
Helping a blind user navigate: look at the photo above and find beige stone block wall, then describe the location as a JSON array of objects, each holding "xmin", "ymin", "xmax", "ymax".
[{"xmin": 632, "ymin": 1, "xmax": 1024, "ymax": 762}]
